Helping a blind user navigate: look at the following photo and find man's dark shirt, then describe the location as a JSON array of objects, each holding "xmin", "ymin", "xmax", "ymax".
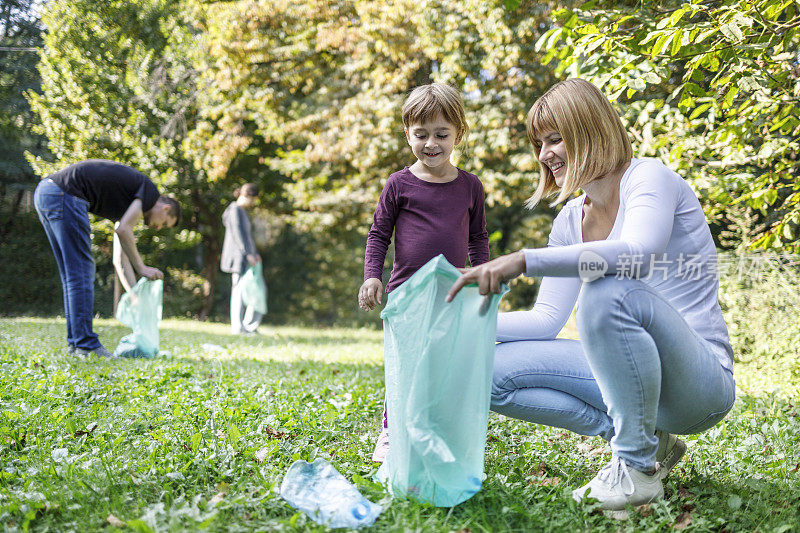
[{"xmin": 48, "ymin": 159, "xmax": 159, "ymax": 221}]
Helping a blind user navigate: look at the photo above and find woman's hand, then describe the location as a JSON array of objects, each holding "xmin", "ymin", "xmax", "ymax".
[
  {"xmin": 358, "ymin": 278, "xmax": 384, "ymax": 311},
  {"xmin": 246, "ymin": 254, "xmax": 260, "ymax": 266},
  {"xmin": 446, "ymin": 250, "xmax": 526, "ymax": 302}
]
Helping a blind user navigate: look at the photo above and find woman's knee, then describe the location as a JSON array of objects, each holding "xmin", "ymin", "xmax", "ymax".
[
  {"xmin": 491, "ymin": 343, "xmax": 526, "ymax": 405},
  {"xmin": 576, "ymin": 276, "xmax": 645, "ymax": 331},
  {"xmin": 491, "ymin": 364, "xmax": 513, "ymax": 404}
]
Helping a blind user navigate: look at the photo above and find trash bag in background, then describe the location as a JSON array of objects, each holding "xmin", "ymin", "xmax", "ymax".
[
  {"xmin": 376, "ymin": 254, "xmax": 508, "ymax": 507},
  {"xmin": 114, "ymin": 278, "xmax": 163, "ymax": 358},
  {"xmin": 240, "ymin": 263, "xmax": 268, "ymax": 315}
]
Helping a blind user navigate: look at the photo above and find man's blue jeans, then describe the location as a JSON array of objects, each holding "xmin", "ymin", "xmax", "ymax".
[
  {"xmin": 491, "ymin": 276, "xmax": 735, "ymax": 472},
  {"xmin": 34, "ymin": 179, "xmax": 101, "ymax": 351}
]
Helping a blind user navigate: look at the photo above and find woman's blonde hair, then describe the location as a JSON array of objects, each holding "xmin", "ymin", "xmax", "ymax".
[
  {"xmin": 402, "ymin": 83, "xmax": 468, "ymax": 144},
  {"xmin": 525, "ymin": 78, "xmax": 633, "ymax": 208}
]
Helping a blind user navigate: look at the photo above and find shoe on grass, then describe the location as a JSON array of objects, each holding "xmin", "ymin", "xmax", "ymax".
[
  {"xmin": 67, "ymin": 344, "xmax": 77, "ymax": 356},
  {"xmin": 75, "ymin": 346, "xmax": 115, "ymax": 358},
  {"xmin": 372, "ymin": 427, "xmax": 389, "ymax": 463},
  {"xmin": 572, "ymin": 455, "xmax": 664, "ymax": 519},
  {"xmin": 654, "ymin": 430, "xmax": 687, "ymax": 480}
]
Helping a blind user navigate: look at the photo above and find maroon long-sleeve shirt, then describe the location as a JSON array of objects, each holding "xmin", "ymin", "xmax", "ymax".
[{"xmin": 364, "ymin": 166, "xmax": 490, "ymax": 293}]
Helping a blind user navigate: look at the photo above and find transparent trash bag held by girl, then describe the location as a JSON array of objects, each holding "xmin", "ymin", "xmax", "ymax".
[
  {"xmin": 240, "ymin": 262, "xmax": 268, "ymax": 315},
  {"xmin": 114, "ymin": 278, "xmax": 162, "ymax": 358},
  {"xmin": 376, "ymin": 255, "xmax": 508, "ymax": 507}
]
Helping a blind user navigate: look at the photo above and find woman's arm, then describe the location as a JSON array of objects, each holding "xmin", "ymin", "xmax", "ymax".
[
  {"xmin": 524, "ymin": 161, "xmax": 681, "ymax": 278},
  {"xmin": 497, "ymin": 275, "xmax": 581, "ymax": 341},
  {"xmin": 447, "ymin": 200, "xmax": 578, "ymax": 305}
]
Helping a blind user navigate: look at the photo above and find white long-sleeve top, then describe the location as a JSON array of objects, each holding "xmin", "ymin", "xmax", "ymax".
[{"xmin": 498, "ymin": 158, "xmax": 734, "ymax": 371}]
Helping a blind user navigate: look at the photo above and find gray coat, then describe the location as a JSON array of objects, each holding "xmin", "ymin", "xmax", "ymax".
[{"xmin": 221, "ymin": 202, "xmax": 257, "ymax": 274}]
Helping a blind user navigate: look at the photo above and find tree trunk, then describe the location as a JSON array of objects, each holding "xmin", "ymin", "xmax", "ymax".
[
  {"xmin": 191, "ymin": 188, "xmax": 223, "ymax": 320},
  {"xmin": 0, "ymin": 188, "xmax": 25, "ymax": 239},
  {"xmin": 199, "ymin": 234, "xmax": 221, "ymax": 320}
]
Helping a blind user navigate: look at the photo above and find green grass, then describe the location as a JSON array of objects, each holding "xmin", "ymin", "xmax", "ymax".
[{"xmin": 1, "ymin": 317, "xmax": 799, "ymax": 532}]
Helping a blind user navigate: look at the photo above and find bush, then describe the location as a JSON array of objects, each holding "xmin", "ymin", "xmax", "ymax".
[
  {"xmin": 1, "ymin": 208, "xmax": 69, "ymax": 316},
  {"xmin": 718, "ymin": 252, "xmax": 800, "ymax": 365}
]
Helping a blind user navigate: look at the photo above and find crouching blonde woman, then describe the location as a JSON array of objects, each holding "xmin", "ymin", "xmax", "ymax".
[{"xmin": 447, "ymin": 78, "xmax": 735, "ymax": 517}]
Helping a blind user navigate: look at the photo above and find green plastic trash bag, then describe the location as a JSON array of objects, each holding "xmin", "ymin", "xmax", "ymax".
[
  {"xmin": 376, "ymin": 254, "xmax": 508, "ymax": 507},
  {"xmin": 240, "ymin": 263, "xmax": 268, "ymax": 314},
  {"xmin": 114, "ymin": 278, "xmax": 162, "ymax": 358}
]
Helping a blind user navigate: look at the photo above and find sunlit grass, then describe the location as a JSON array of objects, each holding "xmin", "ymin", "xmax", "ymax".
[{"xmin": 1, "ymin": 317, "xmax": 798, "ymax": 532}]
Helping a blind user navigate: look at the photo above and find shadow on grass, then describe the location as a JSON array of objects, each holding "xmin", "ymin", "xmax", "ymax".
[
  {"xmin": 0, "ymin": 317, "xmax": 381, "ymax": 354},
  {"xmin": 160, "ymin": 327, "xmax": 378, "ymax": 348}
]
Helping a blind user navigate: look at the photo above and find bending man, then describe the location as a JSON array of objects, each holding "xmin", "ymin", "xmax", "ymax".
[{"xmin": 34, "ymin": 159, "xmax": 181, "ymax": 357}]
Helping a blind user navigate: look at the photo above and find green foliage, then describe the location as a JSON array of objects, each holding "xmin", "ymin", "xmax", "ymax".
[
  {"xmin": 0, "ymin": 0, "xmax": 45, "ymax": 187},
  {"xmin": 718, "ymin": 252, "xmax": 800, "ymax": 373},
  {"xmin": 25, "ymin": 0, "xmax": 234, "ymax": 318},
  {"xmin": 0, "ymin": 208, "xmax": 208, "ymax": 320},
  {"xmin": 0, "ymin": 313, "xmax": 798, "ymax": 531},
  {"xmin": 196, "ymin": 0, "xmax": 560, "ymax": 230},
  {"xmin": 187, "ymin": 0, "xmax": 564, "ymax": 315},
  {"xmin": 24, "ymin": 0, "xmax": 564, "ymax": 321},
  {"xmin": 0, "ymin": 210, "xmax": 62, "ymax": 316},
  {"xmin": 538, "ymin": 0, "xmax": 800, "ymax": 251}
]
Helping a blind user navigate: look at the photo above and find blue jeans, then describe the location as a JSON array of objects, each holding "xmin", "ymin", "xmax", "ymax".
[
  {"xmin": 492, "ymin": 276, "xmax": 735, "ymax": 471},
  {"xmin": 34, "ymin": 179, "xmax": 101, "ymax": 351}
]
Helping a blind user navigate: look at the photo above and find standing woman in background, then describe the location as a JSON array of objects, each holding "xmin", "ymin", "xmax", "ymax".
[{"xmin": 221, "ymin": 183, "xmax": 263, "ymax": 335}]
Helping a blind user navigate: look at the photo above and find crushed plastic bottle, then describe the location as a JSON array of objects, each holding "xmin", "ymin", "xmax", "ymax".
[{"xmin": 280, "ymin": 458, "xmax": 382, "ymax": 529}]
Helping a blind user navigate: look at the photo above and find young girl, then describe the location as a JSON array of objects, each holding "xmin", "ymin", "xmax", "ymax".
[
  {"xmin": 358, "ymin": 82, "xmax": 490, "ymax": 462},
  {"xmin": 221, "ymin": 183, "xmax": 263, "ymax": 335}
]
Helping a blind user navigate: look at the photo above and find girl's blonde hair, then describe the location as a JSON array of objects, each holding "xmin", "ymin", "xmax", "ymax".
[
  {"xmin": 525, "ymin": 78, "xmax": 633, "ymax": 208},
  {"xmin": 402, "ymin": 83, "xmax": 468, "ymax": 144}
]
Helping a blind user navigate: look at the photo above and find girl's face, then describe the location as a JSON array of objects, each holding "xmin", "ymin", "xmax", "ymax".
[
  {"xmin": 405, "ymin": 115, "xmax": 458, "ymax": 171},
  {"xmin": 536, "ymin": 130, "xmax": 567, "ymax": 187}
]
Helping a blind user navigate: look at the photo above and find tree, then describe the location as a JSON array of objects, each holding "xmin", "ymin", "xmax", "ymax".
[
  {"xmin": 191, "ymin": 0, "xmax": 566, "ymax": 312},
  {"xmin": 25, "ymin": 0, "xmax": 578, "ymax": 321},
  {"xmin": 0, "ymin": 0, "xmax": 46, "ymax": 229},
  {"xmin": 537, "ymin": 0, "xmax": 800, "ymax": 251},
  {"xmin": 27, "ymin": 0, "xmax": 234, "ymax": 318}
]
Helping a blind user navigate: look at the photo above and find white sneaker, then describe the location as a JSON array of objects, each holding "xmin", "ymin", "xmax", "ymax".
[
  {"xmin": 371, "ymin": 427, "xmax": 389, "ymax": 463},
  {"xmin": 655, "ymin": 430, "xmax": 687, "ymax": 480},
  {"xmin": 572, "ymin": 455, "xmax": 664, "ymax": 518}
]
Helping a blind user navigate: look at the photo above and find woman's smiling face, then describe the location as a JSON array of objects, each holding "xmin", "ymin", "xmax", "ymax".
[{"xmin": 536, "ymin": 130, "xmax": 567, "ymax": 187}]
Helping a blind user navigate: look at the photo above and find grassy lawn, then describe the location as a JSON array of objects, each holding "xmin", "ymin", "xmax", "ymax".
[{"xmin": 1, "ymin": 317, "xmax": 798, "ymax": 532}]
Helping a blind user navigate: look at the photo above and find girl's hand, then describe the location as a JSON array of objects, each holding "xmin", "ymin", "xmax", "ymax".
[
  {"xmin": 359, "ymin": 278, "xmax": 384, "ymax": 311},
  {"xmin": 246, "ymin": 254, "xmax": 260, "ymax": 266},
  {"xmin": 446, "ymin": 251, "xmax": 526, "ymax": 302}
]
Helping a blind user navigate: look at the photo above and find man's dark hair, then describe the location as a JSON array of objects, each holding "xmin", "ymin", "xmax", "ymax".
[{"xmin": 158, "ymin": 195, "xmax": 181, "ymax": 227}]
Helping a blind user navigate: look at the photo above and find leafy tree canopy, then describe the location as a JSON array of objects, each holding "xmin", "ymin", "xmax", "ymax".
[
  {"xmin": 0, "ymin": 0, "xmax": 45, "ymax": 187},
  {"xmin": 538, "ymin": 0, "xmax": 800, "ymax": 251}
]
